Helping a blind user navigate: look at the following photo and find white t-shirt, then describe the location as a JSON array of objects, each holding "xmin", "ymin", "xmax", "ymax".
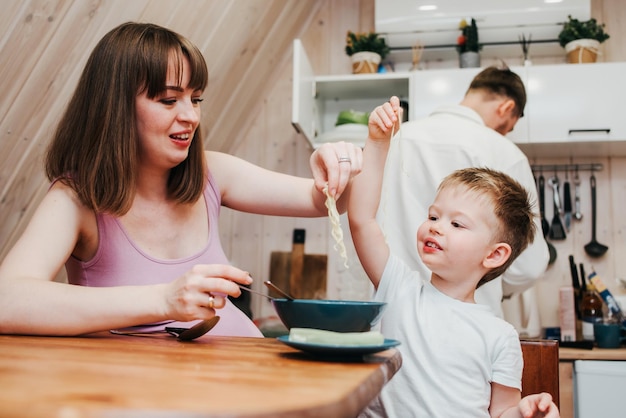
[
  {"xmin": 376, "ymin": 104, "xmax": 549, "ymax": 317},
  {"xmin": 361, "ymin": 255, "xmax": 523, "ymax": 418}
]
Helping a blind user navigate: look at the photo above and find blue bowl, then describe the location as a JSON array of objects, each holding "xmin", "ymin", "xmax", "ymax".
[{"xmin": 271, "ymin": 299, "xmax": 387, "ymax": 332}]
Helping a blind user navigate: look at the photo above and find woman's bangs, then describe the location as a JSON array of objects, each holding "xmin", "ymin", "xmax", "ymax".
[
  {"xmin": 183, "ymin": 43, "xmax": 208, "ymax": 92},
  {"xmin": 141, "ymin": 42, "xmax": 174, "ymax": 98}
]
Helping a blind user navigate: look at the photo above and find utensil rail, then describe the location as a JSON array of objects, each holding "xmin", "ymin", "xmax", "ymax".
[{"xmin": 531, "ymin": 163, "xmax": 603, "ymax": 173}]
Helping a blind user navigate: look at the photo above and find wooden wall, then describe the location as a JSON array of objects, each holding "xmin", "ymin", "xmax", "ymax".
[
  {"xmin": 2, "ymin": 0, "xmax": 626, "ymax": 325},
  {"xmin": 0, "ymin": 0, "xmax": 322, "ymax": 261}
]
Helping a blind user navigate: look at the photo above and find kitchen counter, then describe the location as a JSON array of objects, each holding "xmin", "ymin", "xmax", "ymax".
[
  {"xmin": 559, "ymin": 346, "xmax": 626, "ymax": 418},
  {"xmin": 560, "ymin": 346, "xmax": 626, "ymax": 361}
]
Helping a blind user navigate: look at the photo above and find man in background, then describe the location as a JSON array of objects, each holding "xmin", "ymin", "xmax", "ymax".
[{"xmin": 377, "ymin": 65, "xmax": 549, "ymax": 318}]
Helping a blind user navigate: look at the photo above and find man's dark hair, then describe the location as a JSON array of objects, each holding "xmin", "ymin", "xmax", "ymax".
[{"xmin": 467, "ymin": 65, "xmax": 526, "ymax": 117}]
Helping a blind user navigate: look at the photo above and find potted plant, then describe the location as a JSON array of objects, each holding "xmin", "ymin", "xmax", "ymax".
[
  {"xmin": 457, "ymin": 18, "xmax": 481, "ymax": 68},
  {"xmin": 558, "ymin": 15, "xmax": 609, "ymax": 64},
  {"xmin": 345, "ymin": 31, "xmax": 390, "ymax": 74}
]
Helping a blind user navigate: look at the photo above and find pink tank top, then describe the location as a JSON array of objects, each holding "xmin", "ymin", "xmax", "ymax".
[{"xmin": 65, "ymin": 171, "xmax": 262, "ymax": 337}]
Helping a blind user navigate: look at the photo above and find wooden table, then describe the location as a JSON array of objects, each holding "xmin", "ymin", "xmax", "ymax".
[{"xmin": 0, "ymin": 333, "xmax": 401, "ymax": 417}]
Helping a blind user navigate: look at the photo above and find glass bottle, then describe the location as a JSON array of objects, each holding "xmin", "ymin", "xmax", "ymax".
[{"xmin": 580, "ymin": 282, "xmax": 604, "ymax": 341}]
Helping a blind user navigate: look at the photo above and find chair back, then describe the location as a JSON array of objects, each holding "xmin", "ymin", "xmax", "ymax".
[{"xmin": 520, "ymin": 338, "xmax": 560, "ymax": 408}]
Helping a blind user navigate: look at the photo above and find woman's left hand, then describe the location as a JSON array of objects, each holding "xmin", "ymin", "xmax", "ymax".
[{"xmin": 310, "ymin": 141, "xmax": 362, "ymax": 199}]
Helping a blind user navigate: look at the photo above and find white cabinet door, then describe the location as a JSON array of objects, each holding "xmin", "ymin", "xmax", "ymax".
[
  {"xmin": 292, "ymin": 39, "xmax": 411, "ymax": 149},
  {"xmin": 574, "ymin": 360, "xmax": 626, "ymax": 418},
  {"xmin": 527, "ymin": 63, "xmax": 626, "ymax": 143},
  {"xmin": 292, "ymin": 39, "xmax": 317, "ymax": 144},
  {"xmin": 410, "ymin": 67, "xmax": 528, "ymax": 143}
]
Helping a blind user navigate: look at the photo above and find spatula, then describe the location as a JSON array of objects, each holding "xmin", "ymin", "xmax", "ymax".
[
  {"xmin": 563, "ymin": 171, "xmax": 572, "ymax": 231},
  {"xmin": 548, "ymin": 175, "xmax": 566, "ymax": 240}
]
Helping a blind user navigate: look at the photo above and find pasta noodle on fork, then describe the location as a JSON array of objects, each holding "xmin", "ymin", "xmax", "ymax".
[{"xmin": 323, "ymin": 184, "xmax": 349, "ymax": 269}]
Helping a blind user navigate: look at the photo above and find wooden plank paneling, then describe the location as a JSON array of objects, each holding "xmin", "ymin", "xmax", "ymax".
[
  {"xmin": 0, "ymin": 0, "xmax": 152, "ymax": 260},
  {"xmin": 0, "ymin": 0, "xmax": 72, "ymax": 146},
  {"xmin": 138, "ymin": 0, "xmax": 184, "ymax": 26},
  {"xmin": 207, "ymin": 0, "xmax": 321, "ymax": 153},
  {"xmin": 0, "ymin": 0, "xmax": 27, "ymax": 45},
  {"xmin": 598, "ymin": 0, "xmax": 626, "ymax": 62}
]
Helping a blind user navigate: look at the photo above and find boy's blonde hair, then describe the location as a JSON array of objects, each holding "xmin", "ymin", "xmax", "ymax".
[{"xmin": 438, "ymin": 167, "xmax": 536, "ymax": 288}]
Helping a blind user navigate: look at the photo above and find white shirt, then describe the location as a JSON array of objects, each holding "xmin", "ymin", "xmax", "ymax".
[
  {"xmin": 360, "ymin": 255, "xmax": 523, "ymax": 418},
  {"xmin": 376, "ymin": 104, "xmax": 549, "ymax": 317}
]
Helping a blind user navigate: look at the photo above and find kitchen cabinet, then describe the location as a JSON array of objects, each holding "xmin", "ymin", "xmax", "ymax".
[
  {"xmin": 559, "ymin": 347, "xmax": 626, "ymax": 418},
  {"xmin": 574, "ymin": 360, "xmax": 626, "ymax": 418},
  {"xmin": 407, "ymin": 63, "xmax": 626, "ymax": 149},
  {"xmin": 519, "ymin": 62, "xmax": 626, "ymax": 158},
  {"xmin": 526, "ymin": 63, "xmax": 626, "ymax": 143},
  {"xmin": 292, "ymin": 39, "xmax": 411, "ymax": 148},
  {"xmin": 292, "ymin": 40, "xmax": 626, "ymax": 156}
]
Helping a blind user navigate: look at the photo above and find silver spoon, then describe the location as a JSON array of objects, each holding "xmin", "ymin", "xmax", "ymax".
[
  {"xmin": 264, "ymin": 280, "xmax": 295, "ymax": 300},
  {"xmin": 110, "ymin": 316, "xmax": 220, "ymax": 341}
]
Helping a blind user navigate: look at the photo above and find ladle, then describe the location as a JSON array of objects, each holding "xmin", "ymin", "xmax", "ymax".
[
  {"xmin": 584, "ymin": 173, "xmax": 608, "ymax": 257},
  {"xmin": 110, "ymin": 316, "xmax": 220, "ymax": 341},
  {"xmin": 264, "ymin": 280, "xmax": 295, "ymax": 300}
]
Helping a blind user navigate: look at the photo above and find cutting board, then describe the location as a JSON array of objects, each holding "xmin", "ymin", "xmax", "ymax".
[{"xmin": 269, "ymin": 229, "xmax": 327, "ymax": 299}]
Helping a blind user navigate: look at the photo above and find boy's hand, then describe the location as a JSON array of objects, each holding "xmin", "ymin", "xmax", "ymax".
[
  {"xmin": 368, "ymin": 96, "xmax": 401, "ymax": 142},
  {"xmin": 517, "ymin": 392, "xmax": 560, "ymax": 417}
]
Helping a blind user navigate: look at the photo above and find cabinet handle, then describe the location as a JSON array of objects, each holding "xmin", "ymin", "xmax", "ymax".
[{"xmin": 568, "ymin": 129, "xmax": 611, "ymax": 135}]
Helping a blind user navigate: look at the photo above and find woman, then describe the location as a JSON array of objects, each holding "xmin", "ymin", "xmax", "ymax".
[{"xmin": 0, "ymin": 22, "xmax": 362, "ymax": 337}]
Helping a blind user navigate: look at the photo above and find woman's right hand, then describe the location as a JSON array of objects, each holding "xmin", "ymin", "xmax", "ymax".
[{"xmin": 163, "ymin": 264, "xmax": 253, "ymax": 321}]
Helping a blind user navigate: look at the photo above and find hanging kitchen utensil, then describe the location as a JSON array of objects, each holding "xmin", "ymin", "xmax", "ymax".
[
  {"xmin": 548, "ymin": 175, "xmax": 566, "ymax": 240},
  {"xmin": 574, "ymin": 167, "xmax": 583, "ymax": 221},
  {"xmin": 584, "ymin": 173, "xmax": 608, "ymax": 257},
  {"xmin": 538, "ymin": 173, "xmax": 550, "ymax": 237},
  {"xmin": 563, "ymin": 169, "xmax": 572, "ymax": 231},
  {"xmin": 537, "ymin": 173, "xmax": 556, "ymax": 263}
]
